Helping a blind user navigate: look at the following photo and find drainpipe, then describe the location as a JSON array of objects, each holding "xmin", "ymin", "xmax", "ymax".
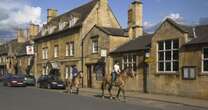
[
  {"xmin": 81, "ymin": 40, "xmax": 84, "ymax": 88},
  {"xmin": 143, "ymin": 48, "xmax": 148, "ymax": 93}
]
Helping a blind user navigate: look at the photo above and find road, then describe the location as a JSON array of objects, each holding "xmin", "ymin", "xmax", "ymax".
[{"xmin": 0, "ymin": 83, "xmax": 206, "ymax": 110}]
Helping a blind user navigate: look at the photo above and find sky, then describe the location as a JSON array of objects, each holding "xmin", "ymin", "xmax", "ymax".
[{"xmin": 0, "ymin": 0, "xmax": 208, "ymax": 40}]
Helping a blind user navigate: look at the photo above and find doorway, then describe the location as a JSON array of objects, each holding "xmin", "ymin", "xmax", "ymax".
[{"xmin": 86, "ymin": 65, "xmax": 93, "ymax": 88}]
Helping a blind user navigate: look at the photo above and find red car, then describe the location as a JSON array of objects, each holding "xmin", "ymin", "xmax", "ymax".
[{"xmin": 3, "ymin": 74, "xmax": 26, "ymax": 87}]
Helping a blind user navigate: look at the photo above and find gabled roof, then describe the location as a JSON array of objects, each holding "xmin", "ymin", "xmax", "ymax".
[
  {"xmin": 47, "ymin": 0, "xmax": 98, "ymax": 27},
  {"xmin": 159, "ymin": 18, "xmax": 194, "ymax": 36},
  {"xmin": 38, "ymin": 0, "xmax": 98, "ymax": 37},
  {"xmin": 96, "ymin": 26, "xmax": 128, "ymax": 37},
  {"xmin": 35, "ymin": 0, "xmax": 98, "ymax": 41},
  {"xmin": 111, "ymin": 34, "xmax": 153, "ymax": 54},
  {"xmin": 185, "ymin": 24, "xmax": 208, "ymax": 46}
]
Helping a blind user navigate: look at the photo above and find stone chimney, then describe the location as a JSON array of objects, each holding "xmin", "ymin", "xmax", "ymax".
[
  {"xmin": 97, "ymin": 0, "xmax": 111, "ymax": 27},
  {"xmin": 17, "ymin": 29, "xmax": 26, "ymax": 43},
  {"xmin": 128, "ymin": 0, "xmax": 143, "ymax": 39},
  {"xmin": 47, "ymin": 9, "xmax": 58, "ymax": 22},
  {"xmin": 28, "ymin": 23, "xmax": 39, "ymax": 40}
]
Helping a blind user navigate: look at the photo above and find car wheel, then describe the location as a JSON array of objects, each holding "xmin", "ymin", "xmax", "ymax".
[{"xmin": 47, "ymin": 84, "xmax": 51, "ymax": 89}]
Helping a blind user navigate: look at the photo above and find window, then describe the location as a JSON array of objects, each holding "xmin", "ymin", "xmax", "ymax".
[
  {"xmin": 41, "ymin": 28, "xmax": 47, "ymax": 36},
  {"xmin": 69, "ymin": 42, "xmax": 74, "ymax": 56},
  {"xmin": 69, "ymin": 17, "xmax": 78, "ymax": 27},
  {"xmin": 42, "ymin": 47, "xmax": 48, "ymax": 59},
  {"xmin": 95, "ymin": 63, "xmax": 105, "ymax": 81},
  {"xmin": 158, "ymin": 40, "xmax": 179, "ymax": 73},
  {"xmin": 182, "ymin": 67, "xmax": 196, "ymax": 80},
  {"xmin": 65, "ymin": 43, "xmax": 69, "ymax": 56},
  {"xmin": 42, "ymin": 67, "xmax": 46, "ymax": 75},
  {"xmin": 122, "ymin": 55, "xmax": 137, "ymax": 71},
  {"xmin": 54, "ymin": 45, "xmax": 59, "ymax": 58},
  {"xmin": 59, "ymin": 22, "xmax": 67, "ymax": 31},
  {"xmin": 65, "ymin": 66, "xmax": 70, "ymax": 79},
  {"xmin": 92, "ymin": 39, "xmax": 98, "ymax": 53},
  {"xmin": 48, "ymin": 26, "xmax": 56, "ymax": 34},
  {"xmin": 202, "ymin": 48, "xmax": 208, "ymax": 73}
]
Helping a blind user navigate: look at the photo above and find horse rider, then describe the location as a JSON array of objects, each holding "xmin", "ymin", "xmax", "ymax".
[
  {"xmin": 72, "ymin": 65, "xmax": 78, "ymax": 81},
  {"xmin": 112, "ymin": 61, "xmax": 121, "ymax": 83}
]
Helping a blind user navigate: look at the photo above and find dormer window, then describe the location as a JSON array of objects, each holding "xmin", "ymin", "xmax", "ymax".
[
  {"xmin": 49, "ymin": 26, "xmax": 56, "ymax": 34},
  {"xmin": 59, "ymin": 22, "xmax": 67, "ymax": 31},
  {"xmin": 41, "ymin": 28, "xmax": 47, "ymax": 36},
  {"xmin": 69, "ymin": 16, "xmax": 78, "ymax": 28}
]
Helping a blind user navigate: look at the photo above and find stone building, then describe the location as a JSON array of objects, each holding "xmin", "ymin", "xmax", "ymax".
[
  {"xmin": 0, "ymin": 24, "xmax": 39, "ymax": 76},
  {"xmin": 34, "ymin": 0, "xmax": 125, "ymax": 81},
  {"xmin": 82, "ymin": 25, "xmax": 129, "ymax": 88},
  {"xmin": 111, "ymin": 17, "xmax": 208, "ymax": 98}
]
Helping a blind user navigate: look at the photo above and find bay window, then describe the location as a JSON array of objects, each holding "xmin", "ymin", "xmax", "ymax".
[{"xmin": 158, "ymin": 39, "xmax": 179, "ymax": 73}]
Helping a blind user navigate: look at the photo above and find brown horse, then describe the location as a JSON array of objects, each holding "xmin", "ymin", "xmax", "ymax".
[
  {"xmin": 101, "ymin": 67, "xmax": 135, "ymax": 101},
  {"xmin": 65, "ymin": 71, "xmax": 83, "ymax": 94}
]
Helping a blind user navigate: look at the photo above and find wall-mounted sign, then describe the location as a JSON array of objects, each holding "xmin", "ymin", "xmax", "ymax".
[
  {"xmin": 101, "ymin": 49, "xmax": 107, "ymax": 57},
  {"xmin": 26, "ymin": 45, "xmax": 34, "ymax": 55}
]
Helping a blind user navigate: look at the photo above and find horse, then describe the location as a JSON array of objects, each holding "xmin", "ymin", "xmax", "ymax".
[
  {"xmin": 65, "ymin": 71, "xmax": 83, "ymax": 95},
  {"xmin": 101, "ymin": 67, "xmax": 135, "ymax": 101}
]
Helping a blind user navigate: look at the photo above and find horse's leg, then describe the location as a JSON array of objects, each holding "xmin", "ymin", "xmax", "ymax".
[
  {"xmin": 101, "ymin": 82, "xmax": 105, "ymax": 98},
  {"xmin": 70, "ymin": 84, "xmax": 73, "ymax": 94},
  {"xmin": 121, "ymin": 87, "xmax": 126, "ymax": 102},
  {"xmin": 116, "ymin": 87, "xmax": 121, "ymax": 100},
  {"xmin": 108, "ymin": 84, "xmax": 113, "ymax": 99},
  {"xmin": 76, "ymin": 84, "xmax": 79, "ymax": 95}
]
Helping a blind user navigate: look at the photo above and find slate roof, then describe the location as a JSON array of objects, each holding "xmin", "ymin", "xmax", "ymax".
[
  {"xmin": 111, "ymin": 34, "xmax": 153, "ymax": 54},
  {"xmin": 96, "ymin": 26, "xmax": 128, "ymax": 37},
  {"xmin": 185, "ymin": 24, "xmax": 208, "ymax": 46},
  {"xmin": 37, "ymin": 0, "xmax": 98, "ymax": 38},
  {"xmin": 164, "ymin": 18, "xmax": 194, "ymax": 36}
]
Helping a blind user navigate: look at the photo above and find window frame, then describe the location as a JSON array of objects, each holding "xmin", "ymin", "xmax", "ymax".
[
  {"xmin": 92, "ymin": 38, "xmax": 98, "ymax": 54},
  {"xmin": 69, "ymin": 42, "xmax": 75, "ymax": 57},
  {"xmin": 157, "ymin": 39, "xmax": 179, "ymax": 73},
  {"xmin": 54, "ymin": 45, "xmax": 59, "ymax": 58},
  {"xmin": 202, "ymin": 47, "xmax": 208, "ymax": 74},
  {"xmin": 182, "ymin": 66, "xmax": 196, "ymax": 80},
  {"xmin": 42, "ymin": 47, "xmax": 48, "ymax": 60},
  {"xmin": 121, "ymin": 54, "xmax": 137, "ymax": 72},
  {"xmin": 65, "ymin": 42, "xmax": 69, "ymax": 57}
]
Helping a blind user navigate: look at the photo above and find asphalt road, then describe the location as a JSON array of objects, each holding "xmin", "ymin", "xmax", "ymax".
[
  {"xmin": 0, "ymin": 83, "xmax": 207, "ymax": 110},
  {"xmin": 0, "ymin": 83, "xmax": 159, "ymax": 110}
]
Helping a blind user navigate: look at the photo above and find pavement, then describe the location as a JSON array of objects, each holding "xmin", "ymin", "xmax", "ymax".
[{"xmin": 78, "ymin": 88, "xmax": 208, "ymax": 109}]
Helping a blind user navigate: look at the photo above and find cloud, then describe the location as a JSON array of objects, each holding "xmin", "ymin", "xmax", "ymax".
[
  {"xmin": 0, "ymin": 0, "xmax": 42, "ymax": 39},
  {"xmin": 143, "ymin": 21, "xmax": 155, "ymax": 29},
  {"xmin": 164, "ymin": 13, "xmax": 184, "ymax": 24},
  {"xmin": 143, "ymin": 21, "xmax": 159, "ymax": 33}
]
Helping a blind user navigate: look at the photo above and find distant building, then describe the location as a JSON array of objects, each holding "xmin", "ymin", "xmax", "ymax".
[{"xmin": 0, "ymin": 24, "xmax": 39, "ymax": 76}]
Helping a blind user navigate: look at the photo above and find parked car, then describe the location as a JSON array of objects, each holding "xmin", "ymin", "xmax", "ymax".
[
  {"xmin": 24, "ymin": 75, "xmax": 36, "ymax": 86},
  {"xmin": 3, "ymin": 74, "xmax": 26, "ymax": 87},
  {"xmin": 37, "ymin": 75, "xmax": 65, "ymax": 89}
]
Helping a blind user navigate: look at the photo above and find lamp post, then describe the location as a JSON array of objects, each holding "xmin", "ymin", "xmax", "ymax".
[{"xmin": 143, "ymin": 47, "xmax": 149, "ymax": 93}]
